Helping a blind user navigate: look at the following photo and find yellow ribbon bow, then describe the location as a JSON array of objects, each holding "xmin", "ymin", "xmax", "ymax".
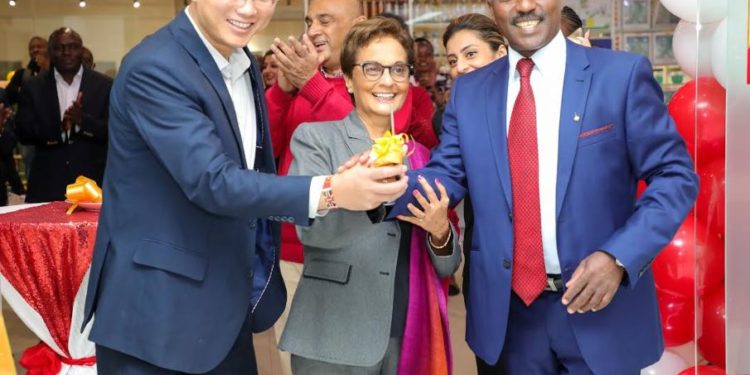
[
  {"xmin": 65, "ymin": 176, "xmax": 102, "ymax": 215},
  {"xmin": 371, "ymin": 131, "xmax": 410, "ymax": 167}
]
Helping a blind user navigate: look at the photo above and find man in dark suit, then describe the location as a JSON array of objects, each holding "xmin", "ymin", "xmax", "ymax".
[
  {"xmin": 14, "ymin": 28, "xmax": 112, "ymax": 203},
  {"xmin": 4, "ymin": 36, "xmax": 47, "ymax": 106},
  {"xmin": 0, "ymin": 89, "xmax": 21, "ymax": 206},
  {"xmin": 82, "ymin": 1, "xmax": 408, "ymax": 374},
  {"xmin": 390, "ymin": 0, "xmax": 699, "ymax": 373},
  {"xmin": 6, "ymin": 36, "xmax": 49, "ymax": 181}
]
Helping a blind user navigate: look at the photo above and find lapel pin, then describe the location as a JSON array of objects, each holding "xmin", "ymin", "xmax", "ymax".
[{"xmin": 573, "ymin": 113, "xmax": 581, "ymax": 122}]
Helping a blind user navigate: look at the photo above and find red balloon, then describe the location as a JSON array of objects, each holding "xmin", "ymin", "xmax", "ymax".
[
  {"xmin": 668, "ymin": 78, "xmax": 726, "ymax": 163},
  {"xmin": 653, "ymin": 215, "xmax": 724, "ymax": 297},
  {"xmin": 698, "ymin": 286, "xmax": 726, "ymax": 368},
  {"xmin": 656, "ymin": 290, "xmax": 695, "ymax": 347},
  {"xmin": 696, "ymin": 157, "xmax": 725, "ymax": 240},
  {"xmin": 678, "ymin": 365, "xmax": 726, "ymax": 375}
]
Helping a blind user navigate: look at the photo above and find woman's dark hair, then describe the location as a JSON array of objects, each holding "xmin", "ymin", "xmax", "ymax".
[
  {"xmin": 442, "ymin": 13, "xmax": 505, "ymax": 52},
  {"xmin": 561, "ymin": 6, "xmax": 584, "ymax": 37},
  {"xmin": 376, "ymin": 13, "xmax": 415, "ymax": 65},
  {"xmin": 340, "ymin": 17, "xmax": 414, "ymax": 78},
  {"xmin": 377, "ymin": 12, "xmax": 409, "ymax": 33}
]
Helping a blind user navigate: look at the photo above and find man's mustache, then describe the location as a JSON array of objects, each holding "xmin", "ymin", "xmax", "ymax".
[{"xmin": 512, "ymin": 13, "xmax": 544, "ymax": 24}]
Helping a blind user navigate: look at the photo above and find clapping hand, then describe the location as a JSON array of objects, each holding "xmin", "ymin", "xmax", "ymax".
[
  {"xmin": 397, "ymin": 175, "xmax": 450, "ymax": 243},
  {"xmin": 62, "ymin": 92, "xmax": 83, "ymax": 131},
  {"xmin": 561, "ymin": 251, "xmax": 624, "ymax": 313},
  {"xmin": 271, "ymin": 34, "xmax": 324, "ymax": 93},
  {"xmin": 275, "ymin": 68, "xmax": 295, "ymax": 94}
]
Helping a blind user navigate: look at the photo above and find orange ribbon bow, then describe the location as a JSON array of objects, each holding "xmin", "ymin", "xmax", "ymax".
[
  {"xmin": 65, "ymin": 176, "xmax": 102, "ymax": 215},
  {"xmin": 371, "ymin": 131, "xmax": 411, "ymax": 167}
]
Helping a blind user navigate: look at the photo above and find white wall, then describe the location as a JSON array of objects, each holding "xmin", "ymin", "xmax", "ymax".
[{"xmin": 0, "ymin": 0, "xmax": 305, "ymax": 76}]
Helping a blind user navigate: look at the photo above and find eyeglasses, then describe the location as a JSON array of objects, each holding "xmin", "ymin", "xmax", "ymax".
[{"xmin": 353, "ymin": 62, "xmax": 412, "ymax": 82}]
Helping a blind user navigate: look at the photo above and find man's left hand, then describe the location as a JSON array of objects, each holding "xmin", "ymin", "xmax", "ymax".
[
  {"xmin": 561, "ymin": 251, "xmax": 624, "ymax": 314},
  {"xmin": 271, "ymin": 34, "xmax": 323, "ymax": 90}
]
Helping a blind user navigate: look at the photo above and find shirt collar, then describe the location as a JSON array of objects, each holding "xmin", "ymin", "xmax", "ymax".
[
  {"xmin": 507, "ymin": 31, "xmax": 566, "ymax": 78},
  {"xmin": 184, "ymin": 6, "xmax": 251, "ymax": 82},
  {"xmin": 320, "ymin": 65, "xmax": 344, "ymax": 79},
  {"xmin": 53, "ymin": 65, "xmax": 83, "ymax": 84}
]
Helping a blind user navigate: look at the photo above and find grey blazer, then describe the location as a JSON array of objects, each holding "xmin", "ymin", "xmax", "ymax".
[{"xmin": 280, "ymin": 111, "xmax": 461, "ymax": 367}]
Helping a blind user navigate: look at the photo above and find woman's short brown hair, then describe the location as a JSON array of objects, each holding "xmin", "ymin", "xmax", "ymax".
[
  {"xmin": 442, "ymin": 13, "xmax": 506, "ymax": 53},
  {"xmin": 340, "ymin": 17, "xmax": 414, "ymax": 78}
]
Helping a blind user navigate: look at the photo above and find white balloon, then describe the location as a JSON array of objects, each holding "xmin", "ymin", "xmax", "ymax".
[
  {"xmin": 711, "ymin": 18, "xmax": 727, "ymax": 88},
  {"xmin": 668, "ymin": 341, "xmax": 699, "ymax": 365},
  {"xmin": 641, "ymin": 351, "xmax": 689, "ymax": 375},
  {"xmin": 659, "ymin": 0, "xmax": 727, "ymax": 23},
  {"xmin": 672, "ymin": 20, "xmax": 721, "ymax": 79}
]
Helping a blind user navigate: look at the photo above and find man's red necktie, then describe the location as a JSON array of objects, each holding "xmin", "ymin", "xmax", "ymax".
[{"xmin": 508, "ymin": 58, "xmax": 547, "ymax": 306}]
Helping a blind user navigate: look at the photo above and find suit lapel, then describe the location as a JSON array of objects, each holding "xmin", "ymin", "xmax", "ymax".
[
  {"xmin": 343, "ymin": 112, "xmax": 374, "ymax": 156},
  {"xmin": 44, "ymin": 71, "xmax": 61, "ymax": 129},
  {"xmin": 484, "ymin": 58, "xmax": 513, "ymax": 210},
  {"xmin": 169, "ymin": 11, "xmax": 246, "ymax": 166},
  {"xmin": 556, "ymin": 41, "xmax": 592, "ymax": 219},
  {"xmin": 245, "ymin": 49, "xmax": 274, "ymax": 173},
  {"xmin": 79, "ymin": 69, "xmax": 91, "ymax": 112}
]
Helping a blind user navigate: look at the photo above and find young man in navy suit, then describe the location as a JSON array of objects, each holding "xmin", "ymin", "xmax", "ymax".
[
  {"xmin": 388, "ymin": 0, "xmax": 699, "ymax": 373},
  {"xmin": 83, "ymin": 1, "xmax": 408, "ymax": 374}
]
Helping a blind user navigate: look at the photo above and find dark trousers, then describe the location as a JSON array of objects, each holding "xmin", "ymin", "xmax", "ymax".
[
  {"xmin": 1, "ymin": 149, "xmax": 24, "ymax": 194},
  {"xmin": 96, "ymin": 315, "xmax": 257, "ymax": 375},
  {"xmin": 475, "ymin": 291, "xmax": 594, "ymax": 375}
]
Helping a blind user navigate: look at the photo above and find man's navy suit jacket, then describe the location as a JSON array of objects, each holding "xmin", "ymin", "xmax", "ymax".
[
  {"xmin": 391, "ymin": 41, "xmax": 699, "ymax": 374},
  {"xmin": 83, "ymin": 11, "xmax": 312, "ymax": 373}
]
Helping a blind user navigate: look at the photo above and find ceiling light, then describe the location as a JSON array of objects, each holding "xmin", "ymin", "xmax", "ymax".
[
  {"xmin": 133, "ymin": 0, "xmax": 140, "ymax": 8},
  {"xmin": 79, "ymin": 0, "xmax": 86, "ymax": 7},
  {"xmin": 8, "ymin": 0, "xmax": 16, "ymax": 6}
]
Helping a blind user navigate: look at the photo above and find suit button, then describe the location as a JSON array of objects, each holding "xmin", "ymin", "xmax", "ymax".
[
  {"xmin": 249, "ymin": 220, "xmax": 256, "ymax": 228},
  {"xmin": 503, "ymin": 259, "xmax": 511, "ymax": 269},
  {"xmin": 248, "ymin": 270, "xmax": 254, "ymax": 280},
  {"xmin": 508, "ymin": 213, "xmax": 513, "ymax": 222}
]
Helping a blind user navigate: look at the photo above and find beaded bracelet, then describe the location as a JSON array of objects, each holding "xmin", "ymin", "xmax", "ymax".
[
  {"xmin": 322, "ymin": 175, "xmax": 336, "ymax": 209},
  {"xmin": 428, "ymin": 227, "xmax": 452, "ymax": 249}
]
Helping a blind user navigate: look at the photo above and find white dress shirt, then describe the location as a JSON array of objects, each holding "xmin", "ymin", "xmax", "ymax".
[
  {"xmin": 506, "ymin": 32, "xmax": 567, "ymax": 274},
  {"xmin": 54, "ymin": 66, "xmax": 83, "ymax": 142},
  {"xmin": 185, "ymin": 8, "xmax": 324, "ymax": 218}
]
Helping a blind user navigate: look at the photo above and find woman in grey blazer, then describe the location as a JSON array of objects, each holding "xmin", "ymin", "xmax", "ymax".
[{"xmin": 282, "ymin": 18, "xmax": 461, "ymax": 375}]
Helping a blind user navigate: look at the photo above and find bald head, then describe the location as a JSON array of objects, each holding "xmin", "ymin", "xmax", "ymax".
[
  {"xmin": 309, "ymin": 0, "xmax": 363, "ymax": 16},
  {"xmin": 306, "ymin": 0, "xmax": 366, "ymax": 71},
  {"xmin": 48, "ymin": 27, "xmax": 84, "ymax": 75},
  {"xmin": 49, "ymin": 27, "xmax": 83, "ymax": 48}
]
